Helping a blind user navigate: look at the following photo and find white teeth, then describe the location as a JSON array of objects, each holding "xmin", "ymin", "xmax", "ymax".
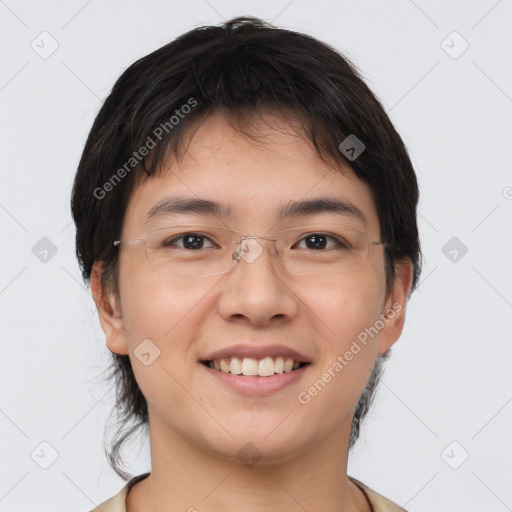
[
  {"xmin": 284, "ymin": 358, "xmax": 294, "ymax": 372},
  {"xmin": 220, "ymin": 359, "xmax": 230, "ymax": 373},
  {"xmin": 229, "ymin": 357, "xmax": 242, "ymax": 375},
  {"xmin": 258, "ymin": 356, "xmax": 275, "ymax": 377},
  {"xmin": 241, "ymin": 357, "xmax": 259, "ymax": 376},
  {"xmin": 209, "ymin": 356, "xmax": 305, "ymax": 376}
]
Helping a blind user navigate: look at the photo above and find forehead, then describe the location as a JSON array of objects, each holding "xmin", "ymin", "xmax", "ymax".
[{"xmin": 123, "ymin": 110, "xmax": 380, "ymax": 234}]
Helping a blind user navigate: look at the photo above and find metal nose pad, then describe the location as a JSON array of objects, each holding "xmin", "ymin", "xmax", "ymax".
[{"xmin": 232, "ymin": 236, "xmax": 279, "ymax": 265}]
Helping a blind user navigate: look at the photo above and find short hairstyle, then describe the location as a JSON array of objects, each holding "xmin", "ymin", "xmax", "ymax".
[{"xmin": 71, "ymin": 16, "xmax": 421, "ymax": 478}]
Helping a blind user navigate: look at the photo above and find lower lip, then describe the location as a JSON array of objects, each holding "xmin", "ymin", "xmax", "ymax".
[{"xmin": 201, "ymin": 363, "xmax": 311, "ymax": 396}]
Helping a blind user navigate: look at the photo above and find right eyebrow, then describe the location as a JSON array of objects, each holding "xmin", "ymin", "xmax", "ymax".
[{"xmin": 145, "ymin": 197, "xmax": 232, "ymax": 223}]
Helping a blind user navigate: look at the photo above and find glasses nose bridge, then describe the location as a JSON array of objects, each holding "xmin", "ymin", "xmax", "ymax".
[
  {"xmin": 240, "ymin": 234, "xmax": 280, "ymax": 243},
  {"xmin": 231, "ymin": 233, "xmax": 281, "ymax": 267}
]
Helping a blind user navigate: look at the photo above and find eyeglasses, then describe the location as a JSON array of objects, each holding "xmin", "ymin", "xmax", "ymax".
[{"xmin": 113, "ymin": 223, "xmax": 384, "ymax": 278}]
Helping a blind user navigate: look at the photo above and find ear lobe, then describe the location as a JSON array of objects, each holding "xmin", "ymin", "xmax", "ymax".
[
  {"xmin": 90, "ymin": 261, "xmax": 129, "ymax": 356},
  {"xmin": 377, "ymin": 258, "xmax": 414, "ymax": 356}
]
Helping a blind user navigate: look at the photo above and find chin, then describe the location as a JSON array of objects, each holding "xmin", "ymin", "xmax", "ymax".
[{"xmin": 200, "ymin": 421, "xmax": 310, "ymax": 466}]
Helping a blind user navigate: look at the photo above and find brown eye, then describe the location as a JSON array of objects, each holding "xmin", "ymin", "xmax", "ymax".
[
  {"xmin": 163, "ymin": 233, "xmax": 215, "ymax": 250},
  {"xmin": 295, "ymin": 233, "xmax": 349, "ymax": 250}
]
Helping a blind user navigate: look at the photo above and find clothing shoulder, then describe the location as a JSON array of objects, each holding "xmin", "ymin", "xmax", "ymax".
[
  {"xmin": 89, "ymin": 473, "xmax": 150, "ymax": 512},
  {"xmin": 89, "ymin": 473, "xmax": 406, "ymax": 512},
  {"xmin": 349, "ymin": 476, "xmax": 408, "ymax": 512}
]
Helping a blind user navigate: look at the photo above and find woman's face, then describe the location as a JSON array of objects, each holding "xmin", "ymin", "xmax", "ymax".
[{"xmin": 95, "ymin": 110, "xmax": 410, "ymax": 463}]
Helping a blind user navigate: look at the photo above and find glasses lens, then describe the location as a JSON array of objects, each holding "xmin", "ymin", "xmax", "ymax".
[
  {"xmin": 276, "ymin": 224, "xmax": 369, "ymax": 276},
  {"xmin": 145, "ymin": 225, "xmax": 235, "ymax": 277}
]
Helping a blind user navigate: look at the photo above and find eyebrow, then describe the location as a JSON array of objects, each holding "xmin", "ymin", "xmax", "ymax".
[
  {"xmin": 145, "ymin": 196, "xmax": 367, "ymax": 226},
  {"xmin": 278, "ymin": 197, "xmax": 367, "ymax": 226},
  {"xmin": 145, "ymin": 197, "xmax": 233, "ymax": 222}
]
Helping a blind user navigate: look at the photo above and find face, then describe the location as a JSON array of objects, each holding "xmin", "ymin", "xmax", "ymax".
[{"xmin": 94, "ymin": 109, "xmax": 411, "ymax": 464}]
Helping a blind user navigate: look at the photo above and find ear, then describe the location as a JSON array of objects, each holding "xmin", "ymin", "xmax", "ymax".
[
  {"xmin": 377, "ymin": 258, "xmax": 414, "ymax": 356},
  {"xmin": 90, "ymin": 261, "xmax": 129, "ymax": 356}
]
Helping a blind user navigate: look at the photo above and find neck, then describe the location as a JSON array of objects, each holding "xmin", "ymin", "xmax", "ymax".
[{"xmin": 126, "ymin": 414, "xmax": 371, "ymax": 512}]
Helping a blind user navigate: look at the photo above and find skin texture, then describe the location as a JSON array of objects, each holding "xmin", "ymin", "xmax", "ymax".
[{"xmin": 91, "ymin": 109, "xmax": 413, "ymax": 512}]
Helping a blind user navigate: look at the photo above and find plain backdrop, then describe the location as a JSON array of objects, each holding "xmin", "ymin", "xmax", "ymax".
[{"xmin": 1, "ymin": 1, "xmax": 511, "ymax": 511}]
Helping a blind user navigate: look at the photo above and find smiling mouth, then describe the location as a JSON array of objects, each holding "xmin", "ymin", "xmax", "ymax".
[{"xmin": 201, "ymin": 356, "xmax": 311, "ymax": 377}]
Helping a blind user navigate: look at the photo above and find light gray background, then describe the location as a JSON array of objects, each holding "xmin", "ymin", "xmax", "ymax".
[{"xmin": 1, "ymin": 1, "xmax": 511, "ymax": 511}]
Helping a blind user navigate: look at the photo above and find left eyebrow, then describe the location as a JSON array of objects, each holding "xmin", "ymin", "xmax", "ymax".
[{"xmin": 278, "ymin": 197, "xmax": 368, "ymax": 226}]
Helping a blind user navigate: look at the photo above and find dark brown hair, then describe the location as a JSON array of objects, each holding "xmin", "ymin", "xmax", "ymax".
[{"xmin": 71, "ymin": 16, "xmax": 421, "ymax": 479}]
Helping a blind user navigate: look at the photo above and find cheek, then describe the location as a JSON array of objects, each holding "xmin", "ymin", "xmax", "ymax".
[
  {"xmin": 117, "ymin": 248, "xmax": 204, "ymax": 339},
  {"xmin": 307, "ymin": 268, "xmax": 386, "ymax": 345},
  {"xmin": 297, "ymin": 273, "xmax": 385, "ymax": 409},
  {"xmin": 317, "ymin": 288, "xmax": 381, "ymax": 371},
  {"xmin": 116, "ymin": 269, "xmax": 210, "ymax": 409},
  {"xmin": 121, "ymin": 276, "xmax": 207, "ymax": 343}
]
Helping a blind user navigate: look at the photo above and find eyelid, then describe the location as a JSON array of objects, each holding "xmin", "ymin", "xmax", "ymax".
[{"xmin": 147, "ymin": 224, "xmax": 368, "ymax": 243}]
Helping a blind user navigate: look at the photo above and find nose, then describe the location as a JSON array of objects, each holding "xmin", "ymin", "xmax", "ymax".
[{"xmin": 216, "ymin": 237, "xmax": 299, "ymax": 326}]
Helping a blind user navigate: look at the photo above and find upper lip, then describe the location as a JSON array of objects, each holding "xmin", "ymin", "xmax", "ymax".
[{"xmin": 201, "ymin": 344, "xmax": 311, "ymax": 363}]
